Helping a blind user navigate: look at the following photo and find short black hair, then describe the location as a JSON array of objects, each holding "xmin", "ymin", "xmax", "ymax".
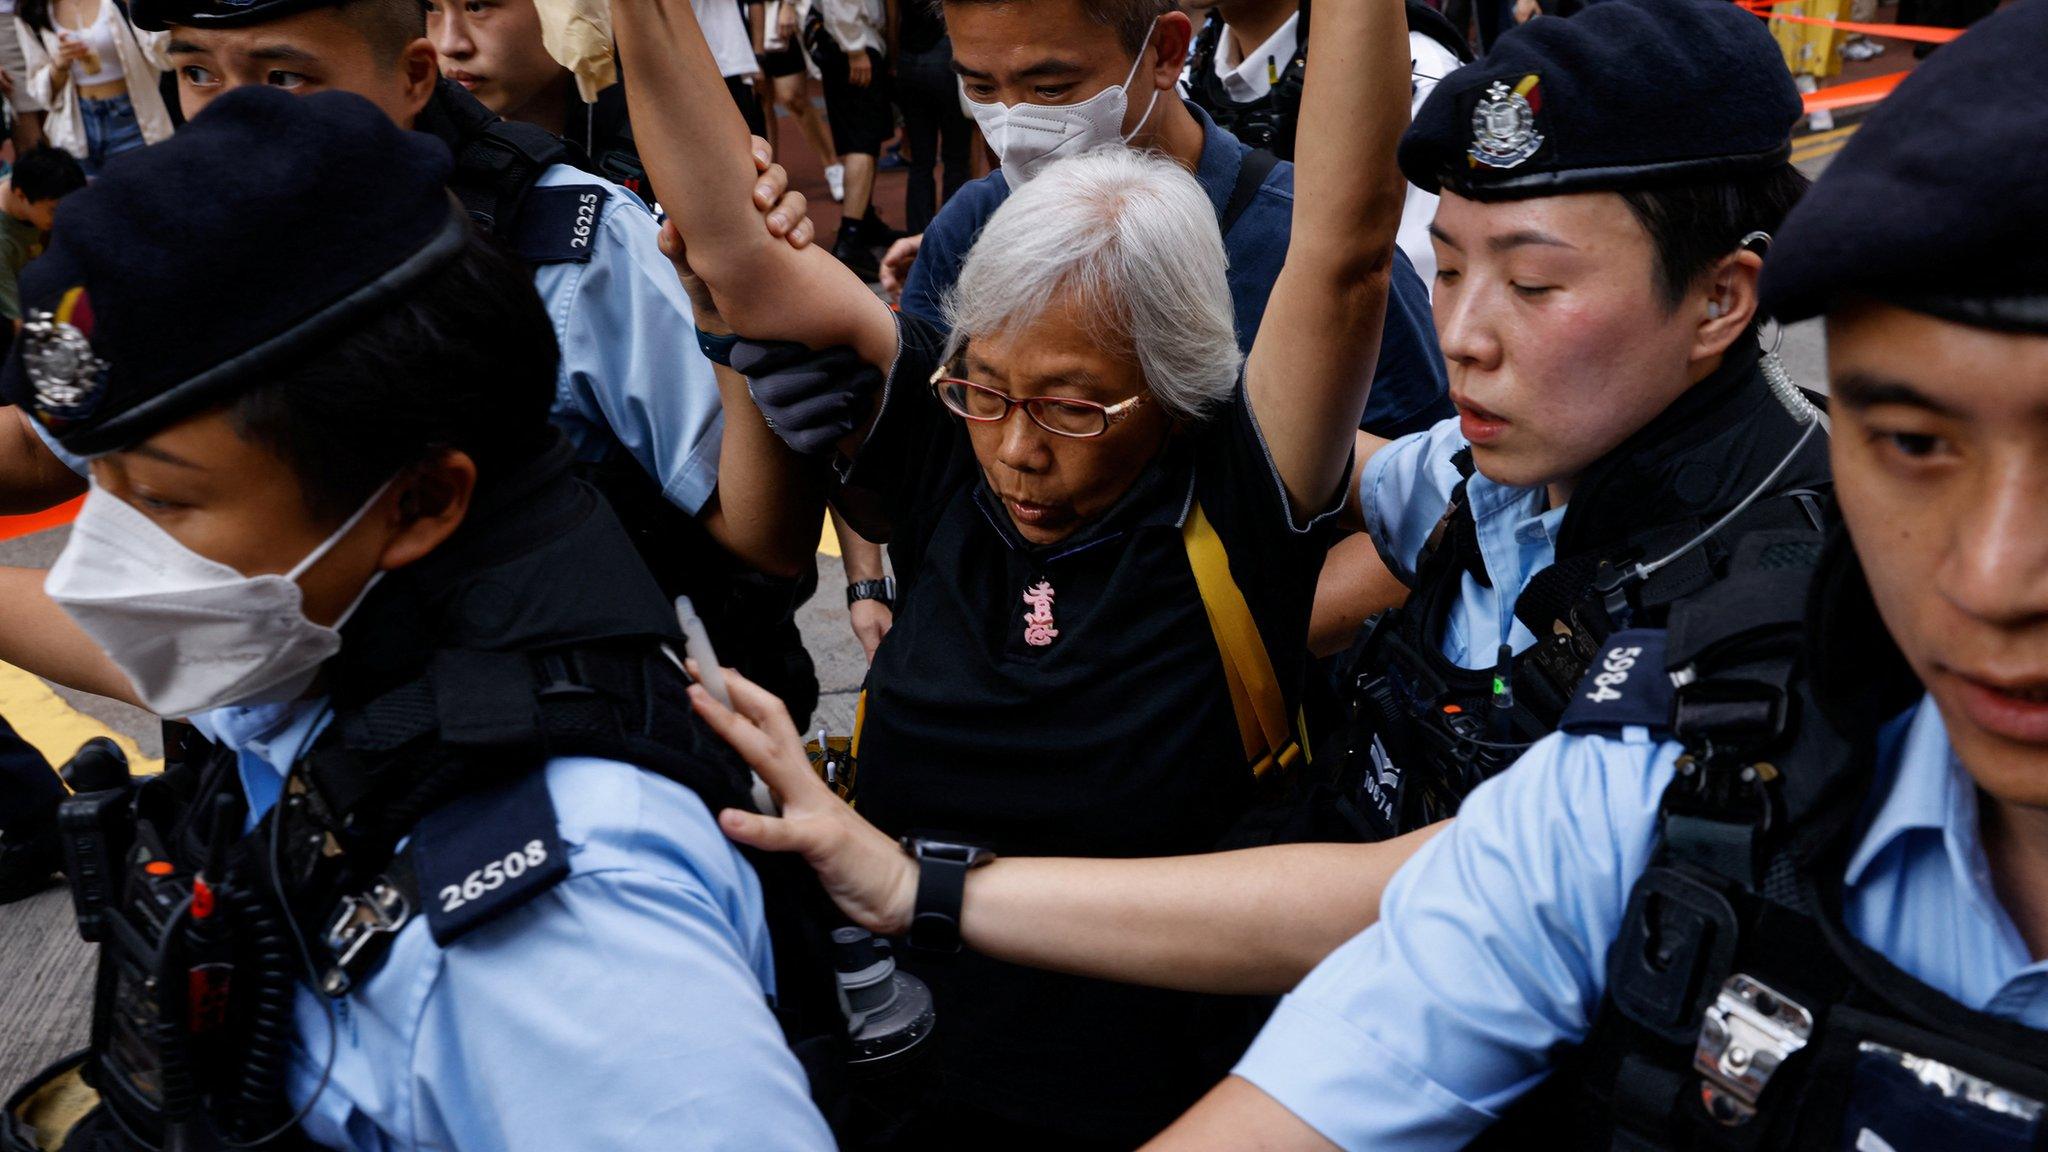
[
  {"xmin": 229, "ymin": 232, "xmax": 558, "ymax": 522},
  {"xmin": 1619, "ymin": 163, "xmax": 1812, "ymax": 312},
  {"xmin": 334, "ymin": 0, "xmax": 427, "ymax": 62},
  {"xmin": 933, "ymin": 0, "xmax": 1171, "ymax": 54},
  {"xmin": 12, "ymin": 146, "xmax": 86, "ymax": 203}
]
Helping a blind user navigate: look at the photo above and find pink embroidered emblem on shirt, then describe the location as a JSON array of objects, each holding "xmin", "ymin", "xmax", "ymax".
[{"xmin": 1021, "ymin": 580, "xmax": 1059, "ymax": 647}]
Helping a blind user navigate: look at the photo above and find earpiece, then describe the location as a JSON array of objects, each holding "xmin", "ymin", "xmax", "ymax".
[{"xmin": 1707, "ymin": 300, "xmax": 1725, "ymax": 320}]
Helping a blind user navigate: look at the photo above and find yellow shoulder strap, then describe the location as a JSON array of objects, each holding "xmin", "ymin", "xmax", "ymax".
[
  {"xmin": 1183, "ymin": 501, "xmax": 1307, "ymax": 778},
  {"xmin": 851, "ymin": 506, "xmax": 1307, "ymax": 780}
]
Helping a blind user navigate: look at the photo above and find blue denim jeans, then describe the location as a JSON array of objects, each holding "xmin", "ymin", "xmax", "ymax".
[{"xmin": 79, "ymin": 92, "xmax": 145, "ymax": 176}]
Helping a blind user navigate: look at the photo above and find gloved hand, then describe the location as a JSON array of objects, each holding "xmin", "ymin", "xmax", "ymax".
[{"xmin": 731, "ymin": 339, "xmax": 884, "ymax": 457}]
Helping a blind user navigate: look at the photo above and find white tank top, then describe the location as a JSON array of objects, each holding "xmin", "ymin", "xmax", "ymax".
[{"xmin": 63, "ymin": 0, "xmax": 126, "ymax": 88}]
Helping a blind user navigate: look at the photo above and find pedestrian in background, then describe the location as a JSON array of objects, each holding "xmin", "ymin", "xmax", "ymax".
[{"xmin": 14, "ymin": 0, "xmax": 171, "ymax": 174}]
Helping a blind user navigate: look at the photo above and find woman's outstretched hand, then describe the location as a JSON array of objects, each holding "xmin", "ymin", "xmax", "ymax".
[{"xmin": 688, "ymin": 666, "xmax": 918, "ymax": 936}]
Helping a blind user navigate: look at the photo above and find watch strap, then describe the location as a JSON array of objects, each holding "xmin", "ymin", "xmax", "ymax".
[
  {"xmin": 847, "ymin": 577, "xmax": 896, "ymax": 608},
  {"xmin": 907, "ymin": 852, "xmax": 968, "ymax": 953}
]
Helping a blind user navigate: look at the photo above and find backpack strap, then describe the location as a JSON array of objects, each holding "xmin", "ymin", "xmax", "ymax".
[
  {"xmin": 446, "ymin": 104, "xmax": 575, "ymax": 243},
  {"xmin": 1220, "ymin": 147, "xmax": 1281, "ymax": 239},
  {"xmin": 1183, "ymin": 500, "xmax": 1307, "ymax": 778}
]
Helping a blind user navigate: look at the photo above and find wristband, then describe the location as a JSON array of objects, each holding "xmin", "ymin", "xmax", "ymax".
[
  {"xmin": 847, "ymin": 577, "xmax": 896, "ymax": 610},
  {"xmin": 696, "ymin": 327, "xmax": 741, "ymax": 366},
  {"xmin": 901, "ymin": 836, "xmax": 995, "ymax": 953}
]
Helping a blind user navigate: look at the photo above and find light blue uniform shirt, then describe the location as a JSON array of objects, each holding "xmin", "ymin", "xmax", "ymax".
[
  {"xmin": 33, "ymin": 165, "xmax": 725, "ymax": 518},
  {"xmin": 1234, "ymin": 695, "xmax": 2048, "ymax": 1150},
  {"xmin": 536, "ymin": 165, "xmax": 725, "ymax": 516},
  {"xmin": 188, "ymin": 699, "xmax": 835, "ymax": 1152},
  {"xmin": 1361, "ymin": 416, "xmax": 1566, "ymax": 668}
]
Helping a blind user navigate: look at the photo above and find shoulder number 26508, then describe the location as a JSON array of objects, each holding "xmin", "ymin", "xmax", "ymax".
[{"xmin": 440, "ymin": 840, "xmax": 549, "ymax": 913}]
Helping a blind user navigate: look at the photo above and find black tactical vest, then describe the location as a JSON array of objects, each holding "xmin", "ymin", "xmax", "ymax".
[
  {"xmin": 417, "ymin": 81, "xmax": 821, "ymax": 728},
  {"xmin": 1313, "ymin": 338, "xmax": 1831, "ymax": 842},
  {"xmin": 1, "ymin": 438, "xmax": 848, "ymax": 1152},
  {"xmin": 1475, "ymin": 528, "xmax": 2048, "ymax": 1151},
  {"xmin": 1186, "ymin": 2, "xmax": 1470, "ymax": 162}
]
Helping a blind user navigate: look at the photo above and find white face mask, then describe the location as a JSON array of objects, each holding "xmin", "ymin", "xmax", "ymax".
[
  {"xmin": 963, "ymin": 21, "xmax": 1163, "ymax": 191},
  {"xmin": 45, "ymin": 480, "xmax": 393, "ymax": 718}
]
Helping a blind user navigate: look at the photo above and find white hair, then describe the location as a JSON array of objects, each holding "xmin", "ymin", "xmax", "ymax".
[{"xmin": 940, "ymin": 148, "xmax": 1241, "ymax": 423}]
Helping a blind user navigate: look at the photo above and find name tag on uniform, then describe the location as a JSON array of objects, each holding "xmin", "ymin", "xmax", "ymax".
[{"xmin": 409, "ymin": 768, "xmax": 570, "ymax": 946}]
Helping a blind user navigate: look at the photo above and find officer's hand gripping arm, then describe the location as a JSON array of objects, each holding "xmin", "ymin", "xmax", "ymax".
[
  {"xmin": 695, "ymin": 665, "xmax": 1443, "ymax": 996},
  {"xmin": 612, "ymin": 0, "xmax": 896, "ymax": 371}
]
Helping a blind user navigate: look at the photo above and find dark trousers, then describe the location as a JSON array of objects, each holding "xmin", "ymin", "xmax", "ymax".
[
  {"xmin": 0, "ymin": 713, "xmax": 62, "ymax": 841},
  {"xmin": 895, "ymin": 39, "xmax": 973, "ymax": 234},
  {"xmin": 726, "ymin": 75, "xmax": 768, "ymax": 138}
]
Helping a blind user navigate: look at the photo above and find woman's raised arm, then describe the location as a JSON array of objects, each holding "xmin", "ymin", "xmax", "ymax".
[
  {"xmin": 612, "ymin": 0, "xmax": 896, "ymax": 369},
  {"xmin": 1245, "ymin": 0, "xmax": 1414, "ymax": 518}
]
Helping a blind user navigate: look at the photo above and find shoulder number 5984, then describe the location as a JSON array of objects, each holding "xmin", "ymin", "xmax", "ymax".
[{"xmin": 1583, "ymin": 645, "xmax": 1644, "ymax": 705}]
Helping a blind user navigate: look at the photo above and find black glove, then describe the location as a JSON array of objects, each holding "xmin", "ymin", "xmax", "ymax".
[{"xmin": 732, "ymin": 338, "xmax": 884, "ymax": 457}]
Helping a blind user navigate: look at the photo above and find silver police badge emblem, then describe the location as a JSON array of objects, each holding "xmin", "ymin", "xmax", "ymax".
[
  {"xmin": 1468, "ymin": 77, "xmax": 1545, "ymax": 170},
  {"xmin": 21, "ymin": 304, "xmax": 110, "ymax": 415}
]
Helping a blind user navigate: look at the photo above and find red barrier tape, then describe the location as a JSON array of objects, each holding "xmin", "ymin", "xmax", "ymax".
[
  {"xmin": 1801, "ymin": 70, "xmax": 1909, "ymax": 112},
  {"xmin": 1762, "ymin": 10, "xmax": 1963, "ymax": 42},
  {"xmin": 0, "ymin": 495, "xmax": 81, "ymax": 543}
]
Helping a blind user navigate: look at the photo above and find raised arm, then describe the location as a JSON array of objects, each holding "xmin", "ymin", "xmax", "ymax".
[
  {"xmin": 0, "ymin": 407, "xmax": 87, "ymax": 515},
  {"xmin": 693, "ymin": 668, "xmax": 1442, "ymax": 995},
  {"xmin": 612, "ymin": 0, "xmax": 895, "ymax": 368},
  {"xmin": 0, "ymin": 566, "xmax": 143, "ymax": 708},
  {"xmin": 1245, "ymin": 0, "xmax": 1412, "ymax": 516}
]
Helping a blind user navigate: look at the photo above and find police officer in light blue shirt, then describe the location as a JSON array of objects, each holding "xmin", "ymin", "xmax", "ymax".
[
  {"xmin": 1311, "ymin": 0, "xmax": 1829, "ymax": 841},
  {"xmin": 1148, "ymin": 4, "xmax": 2048, "ymax": 1147},
  {"xmin": 187, "ymin": 702, "xmax": 827, "ymax": 1152},
  {"xmin": 0, "ymin": 87, "xmax": 836, "ymax": 1152},
  {"xmin": 21, "ymin": 0, "xmax": 734, "ymax": 528}
]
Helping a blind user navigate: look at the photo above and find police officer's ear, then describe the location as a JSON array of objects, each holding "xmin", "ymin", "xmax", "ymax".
[
  {"xmin": 1139, "ymin": 12, "xmax": 1195, "ymax": 94},
  {"xmin": 394, "ymin": 36, "xmax": 440, "ymax": 126},
  {"xmin": 1690, "ymin": 246, "xmax": 1764, "ymax": 363},
  {"xmin": 376, "ymin": 447, "xmax": 477, "ymax": 572}
]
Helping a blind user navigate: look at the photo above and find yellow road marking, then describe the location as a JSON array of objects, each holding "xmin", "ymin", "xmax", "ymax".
[
  {"xmin": 0, "ymin": 662, "xmax": 162, "ymax": 778},
  {"xmin": 1791, "ymin": 124, "xmax": 1859, "ymax": 165},
  {"xmin": 818, "ymin": 515, "xmax": 841, "ymax": 557},
  {"xmin": 1793, "ymin": 122, "xmax": 1860, "ymax": 148},
  {"xmin": 1791, "ymin": 136, "xmax": 1852, "ymax": 165}
]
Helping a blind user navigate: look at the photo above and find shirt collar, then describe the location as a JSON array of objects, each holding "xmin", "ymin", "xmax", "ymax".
[
  {"xmin": 1844, "ymin": 696, "xmax": 1980, "ymax": 889},
  {"xmin": 1190, "ymin": 100, "xmax": 1250, "ymax": 221},
  {"xmin": 1461, "ymin": 446, "xmax": 1556, "ymax": 529},
  {"xmin": 192, "ymin": 697, "xmax": 335, "ymax": 824},
  {"xmin": 1213, "ymin": 12, "xmax": 1301, "ymax": 99}
]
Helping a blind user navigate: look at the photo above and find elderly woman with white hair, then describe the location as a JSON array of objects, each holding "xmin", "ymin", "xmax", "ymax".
[{"xmin": 613, "ymin": 0, "xmax": 1409, "ymax": 1143}]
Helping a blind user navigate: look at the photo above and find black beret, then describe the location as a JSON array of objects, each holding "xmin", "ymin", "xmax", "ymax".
[
  {"xmin": 1760, "ymin": 0, "xmax": 2048, "ymax": 331},
  {"xmin": 1399, "ymin": 0, "xmax": 1801, "ymax": 200},
  {"xmin": 2, "ymin": 87, "xmax": 469, "ymax": 456},
  {"xmin": 129, "ymin": 0, "xmax": 333, "ymax": 32}
]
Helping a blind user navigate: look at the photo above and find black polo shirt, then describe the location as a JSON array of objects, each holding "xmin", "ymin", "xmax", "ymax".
[{"xmin": 841, "ymin": 314, "xmax": 1343, "ymax": 1144}]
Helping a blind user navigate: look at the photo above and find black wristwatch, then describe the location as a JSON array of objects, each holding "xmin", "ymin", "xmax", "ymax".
[
  {"xmin": 901, "ymin": 835, "xmax": 995, "ymax": 953},
  {"xmin": 847, "ymin": 577, "xmax": 897, "ymax": 610}
]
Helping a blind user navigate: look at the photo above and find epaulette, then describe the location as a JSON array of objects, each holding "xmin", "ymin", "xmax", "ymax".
[
  {"xmin": 1557, "ymin": 628, "xmax": 1675, "ymax": 737},
  {"xmin": 507, "ymin": 184, "xmax": 610, "ymax": 266}
]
